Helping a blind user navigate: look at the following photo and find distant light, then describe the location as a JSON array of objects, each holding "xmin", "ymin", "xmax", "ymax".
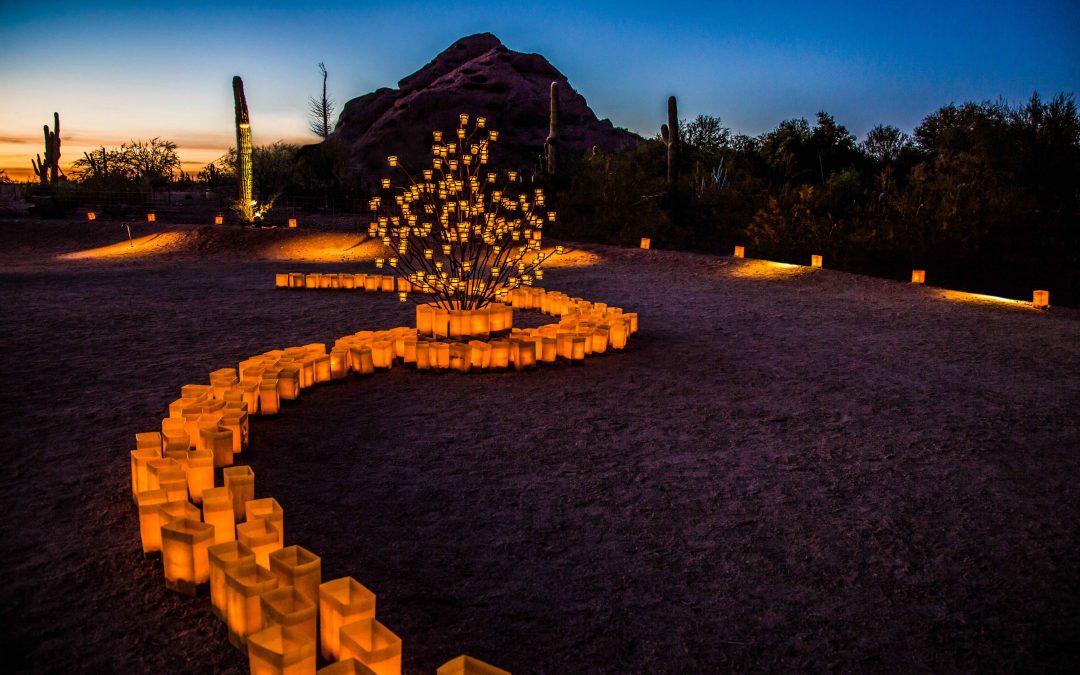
[
  {"xmin": 733, "ymin": 245, "xmax": 744, "ymax": 258},
  {"xmin": 811, "ymin": 254, "xmax": 822, "ymax": 268},
  {"xmin": 911, "ymin": 270, "xmax": 925, "ymax": 284},
  {"xmin": 1033, "ymin": 290, "xmax": 1050, "ymax": 308}
]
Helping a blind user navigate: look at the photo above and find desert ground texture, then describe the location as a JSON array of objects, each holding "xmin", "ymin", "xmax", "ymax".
[{"xmin": 1, "ymin": 219, "xmax": 1078, "ymax": 673}]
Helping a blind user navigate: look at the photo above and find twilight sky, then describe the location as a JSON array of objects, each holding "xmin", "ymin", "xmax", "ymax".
[{"xmin": 1, "ymin": 0, "xmax": 1077, "ymax": 179}]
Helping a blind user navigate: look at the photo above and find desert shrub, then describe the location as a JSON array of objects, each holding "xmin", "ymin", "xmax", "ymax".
[{"xmin": 552, "ymin": 140, "xmax": 671, "ymax": 247}]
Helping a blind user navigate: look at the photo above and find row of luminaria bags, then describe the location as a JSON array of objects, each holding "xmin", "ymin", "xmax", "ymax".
[
  {"xmin": 129, "ymin": 285, "xmax": 638, "ymax": 674},
  {"xmin": 275, "ymin": 272, "xmax": 404, "ymax": 295}
]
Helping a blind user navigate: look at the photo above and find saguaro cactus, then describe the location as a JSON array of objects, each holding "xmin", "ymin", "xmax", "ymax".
[
  {"xmin": 31, "ymin": 112, "xmax": 61, "ymax": 185},
  {"xmin": 233, "ymin": 76, "xmax": 254, "ymax": 222},
  {"xmin": 660, "ymin": 96, "xmax": 679, "ymax": 190},
  {"xmin": 545, "ymin": 82, "xmax": 559, "ymax": 176}
]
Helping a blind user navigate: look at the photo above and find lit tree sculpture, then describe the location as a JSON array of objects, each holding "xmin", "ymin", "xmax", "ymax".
[{"xmin": 369, "ymin": 113, "xmax": 561, "ymax": 310}]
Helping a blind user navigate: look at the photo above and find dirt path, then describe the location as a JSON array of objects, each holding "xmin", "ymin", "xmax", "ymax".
[{"xmin": 1, "ymin": 221, "xmax": 1078, "ymax": 673}]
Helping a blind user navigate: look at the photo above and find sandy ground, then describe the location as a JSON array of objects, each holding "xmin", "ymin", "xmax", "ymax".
[{"xmin": 1, "ymin": 219, "xmax": 1078, "ymax": 673}]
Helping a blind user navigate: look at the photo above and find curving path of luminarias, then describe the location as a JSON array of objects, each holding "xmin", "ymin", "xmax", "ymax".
[{"xmin": 128, "ymin": 280, "xmax": 638, "ymax": 675}]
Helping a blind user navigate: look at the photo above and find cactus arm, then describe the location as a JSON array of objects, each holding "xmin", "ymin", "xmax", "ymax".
[{"xmin": 83, "ymin": 151, "xmax": 97, "ymax": 177}]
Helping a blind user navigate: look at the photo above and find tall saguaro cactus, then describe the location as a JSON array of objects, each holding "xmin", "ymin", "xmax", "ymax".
[
  {"xmin": 232, "ymin": 76, "xmax": 254, "ymax": 222},
  {"xmin": 545, "ymin": 82, "xmax": 560, "ymax": 176},
  {"xmin": 31, "ymin": 112, "xmax": 61, "ymax": 185},
  {"xmin": 660, "ymin": 96, "xmax": 679, "ymax": 190}
]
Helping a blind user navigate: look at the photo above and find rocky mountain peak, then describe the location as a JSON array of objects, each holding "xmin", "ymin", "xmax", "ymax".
[{"xmin": 331, "ymin": 33, "xmax": 638, "ymax": 179}]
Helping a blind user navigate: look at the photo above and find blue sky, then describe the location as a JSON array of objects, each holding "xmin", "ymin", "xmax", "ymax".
[{"xmin": 1, "ymin": 0, "xmax": 1077, "ymax": 176}]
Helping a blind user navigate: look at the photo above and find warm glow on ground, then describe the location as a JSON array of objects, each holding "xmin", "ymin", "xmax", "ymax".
[
  {"xmin": 939, "ymin": 290, "xmax": 1037, "ymax": 310},
  {"xmin": 525, "ymin": 246, "xmax": 600, "ymax": 269},
  {"xmin": 266, "ymin": 234, "xmax": 388, "ymax": 262},
  {"xmin": 266, "ymin": 237, "xmax": 601, "ymax": 267},
  {"xmin": 727, "ymin": 259, "xmax": 811, "ymax": 280},
  {"xmin": 58, "ymin": 232, "xmax": 187, "ymax": 260}
]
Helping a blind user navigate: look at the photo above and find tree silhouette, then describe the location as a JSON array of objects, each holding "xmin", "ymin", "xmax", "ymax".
[
  {"xmin": 682, "ymin": 114, "xmax": 731, "ymax": 154},
  {"xmin": 862, "ymin": 125, "xmax": 911, "ymax": 163},
  {"xmin": 309, "ymin": 62, "xmax": 335, "ymax": 139},
  {"xmin": 70, "ymin": 138, "xmax": 179, "ymax": 186}
]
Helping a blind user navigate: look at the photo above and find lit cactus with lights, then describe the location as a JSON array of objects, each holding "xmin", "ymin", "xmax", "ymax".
[
  {"xmin": 369, "ymin": 114, "xmax": 561, "ymax": 310},
  {"xmin": 31, "ymin": 112, "xmax": 61, "ymax": 185},
  {"xmin": 545, "ymin": 82, "xmax": 559, "ymax": 176},
  {"xmin": 232, "ymin": 76, "xmax": 256, "ymax": 223},
  {"xmin": 660, "ymin": 95, "xmax": 679, "ymax": 190}
]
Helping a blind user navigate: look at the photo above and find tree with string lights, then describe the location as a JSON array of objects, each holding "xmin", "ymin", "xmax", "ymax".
[{"xmin": 367, "ymin": 113, "xmax": 562, "ymax": 310}]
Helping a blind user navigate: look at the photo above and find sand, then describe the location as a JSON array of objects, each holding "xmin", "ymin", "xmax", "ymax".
[{"xmin": 0, "ymin": 219, "xmax": 1078, "ymax": 673}]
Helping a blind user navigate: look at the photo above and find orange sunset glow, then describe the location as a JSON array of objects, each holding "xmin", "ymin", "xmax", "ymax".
[{"xmin": 0, "ymin": 130, "xmax": 310, "ymax": 182}]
